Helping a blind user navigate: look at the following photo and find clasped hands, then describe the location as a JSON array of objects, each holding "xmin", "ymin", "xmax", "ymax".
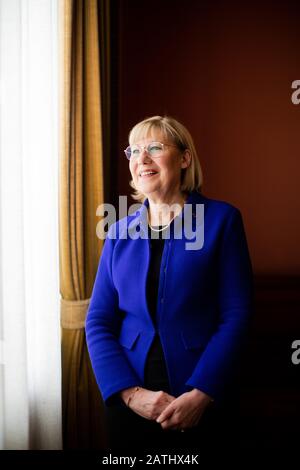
[{"xmin": 120, "ymin": 387, "xmax": 213, "ymax": 431}]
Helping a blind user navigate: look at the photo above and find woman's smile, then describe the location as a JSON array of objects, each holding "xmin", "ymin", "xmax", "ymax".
[{"xmin": 139, "ymin": 169, "xmax": 158, "ymax": 178}]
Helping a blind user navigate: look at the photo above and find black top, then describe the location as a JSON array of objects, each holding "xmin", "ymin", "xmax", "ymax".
[
  {"xmin": 144, "ymin": 225, "xmax": 171, "ymax": 393},
  {"xmin": 146, "ymin": 227, "xmax": 165, "ymax": 325}
]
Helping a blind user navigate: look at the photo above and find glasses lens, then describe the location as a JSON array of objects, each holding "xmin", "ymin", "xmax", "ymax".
[
  {"xmin": 148, "ymin": 142, "xmax": 163, "ymax": 157},
  {"xmin": 131, "ymin": 145, "xmax": 141, "ymax": 157},
  {"xmin": 125, "ymin": 146, "xmax": 132, "ymax": 159}
]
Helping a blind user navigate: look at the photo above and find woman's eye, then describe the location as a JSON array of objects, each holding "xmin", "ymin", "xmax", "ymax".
[
  {"xmin": 149, "ymin": 145, "xmax": 162, "ymax": 152},
  {"xmin": 131, "ymin": 147, "xmax": 140, "ymax": 155}
]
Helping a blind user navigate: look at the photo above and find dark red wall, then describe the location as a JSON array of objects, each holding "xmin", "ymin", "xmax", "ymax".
[{"xmin": 115, "ymin": 0, "xmax": 300, "ymax": 276}]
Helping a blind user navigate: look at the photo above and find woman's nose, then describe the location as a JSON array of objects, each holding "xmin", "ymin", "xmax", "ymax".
[{"xmin": 137, "ymin": 148, "xmax": 151, "ymax": 164}]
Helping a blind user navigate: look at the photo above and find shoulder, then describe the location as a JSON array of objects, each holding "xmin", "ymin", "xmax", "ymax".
[
  {"xmin": 190, "ymin": 190, "xmax": 241, "ymax": 219},
  {"xmin": 106, "ymin": 204, "xmax": 144, "ymax": 241}
]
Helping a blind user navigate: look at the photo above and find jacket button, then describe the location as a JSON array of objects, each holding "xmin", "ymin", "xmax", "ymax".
[{"xmin": 161, "ymin": 298, "xmax": 164, "ymax": 303}]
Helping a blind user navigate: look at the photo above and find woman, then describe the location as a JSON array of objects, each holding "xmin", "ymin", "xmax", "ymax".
[{"xmin": 85, "ymin": 115, "xmax": 253, "ymax": 450}]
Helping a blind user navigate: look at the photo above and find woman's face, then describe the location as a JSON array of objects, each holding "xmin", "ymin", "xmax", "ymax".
[{"xmin": 129, "ymin": 130, "xmax": 189, "ymax": 202}]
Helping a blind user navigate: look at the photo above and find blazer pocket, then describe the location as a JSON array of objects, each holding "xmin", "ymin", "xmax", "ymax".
[
  {"xmin": 118, "ymin": 325, "xmax": 140, "ymax": 350},
  {"xmin": 180, "ymin": 329, "xmax": 208, "ymax": 351}
]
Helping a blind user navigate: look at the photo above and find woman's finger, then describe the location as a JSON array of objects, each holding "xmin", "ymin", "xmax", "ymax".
[{"xmin": 156, "ymin": 404, "xmax": 175, "ymax": 423}]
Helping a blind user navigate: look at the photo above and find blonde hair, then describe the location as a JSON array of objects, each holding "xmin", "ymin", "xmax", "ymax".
[{"xmin": 128, "ymin": 115, "xmax": 203, "ymax": 202}]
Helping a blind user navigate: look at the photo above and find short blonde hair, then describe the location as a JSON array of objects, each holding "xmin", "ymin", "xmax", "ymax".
[{"xmin": 128, "ymin": 115, "xmax": 203, "ymax": 202}]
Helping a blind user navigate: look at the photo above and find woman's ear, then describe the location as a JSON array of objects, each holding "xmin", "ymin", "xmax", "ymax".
[{"xmin": 181, "ymin": 149, "xmax": 191, "ymax": 169}]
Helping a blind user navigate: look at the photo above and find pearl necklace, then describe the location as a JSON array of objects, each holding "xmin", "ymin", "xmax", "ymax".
[{"xmin": 147, "ymin": 211, "xmax": 177, "ymax": 232}]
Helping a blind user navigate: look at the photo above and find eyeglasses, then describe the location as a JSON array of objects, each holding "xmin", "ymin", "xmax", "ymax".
[{"xmin": 124, "ymin": 141, "xmax": 178, "ymax": 160}]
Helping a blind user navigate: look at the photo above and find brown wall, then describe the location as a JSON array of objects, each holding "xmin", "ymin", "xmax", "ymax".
[{"xmin": 115, "ymin": 0, "xmax": 300, "ymax": 276}]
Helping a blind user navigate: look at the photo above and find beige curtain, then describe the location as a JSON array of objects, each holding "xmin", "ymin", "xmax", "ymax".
[{"xmin": 59, "ymin": 0, "xmax": 111, "ymax": 449}]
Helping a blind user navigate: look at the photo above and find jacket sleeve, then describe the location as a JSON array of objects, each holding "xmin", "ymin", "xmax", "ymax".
[
  {"xmin": 185, "ymin": 207, "xmax": 254, "ymax": 403},
  {"xmin": 85, "ymin": 226, "xmax": 143, "ymax": 406}
]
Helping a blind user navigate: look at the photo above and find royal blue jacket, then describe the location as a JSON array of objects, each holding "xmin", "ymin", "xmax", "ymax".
[{"xmin": 85, "ymin": 190, "xmax": 253, "ymax": 406}]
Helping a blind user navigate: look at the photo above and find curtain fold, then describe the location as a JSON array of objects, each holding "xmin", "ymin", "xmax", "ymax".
[{"xmin": 59, "ymin": 0, "xmax": 110, "ymax": 449}]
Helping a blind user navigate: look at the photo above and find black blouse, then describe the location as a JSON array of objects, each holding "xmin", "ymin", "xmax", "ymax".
[{"xmin": 144, "ymin": 226, "xmax": 171, "ymax": 393}]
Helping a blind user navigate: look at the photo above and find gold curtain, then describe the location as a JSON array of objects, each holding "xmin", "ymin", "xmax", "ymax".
[{"xmin": 59, "ymin": 0, "xmax": 110, "ymax": 449}]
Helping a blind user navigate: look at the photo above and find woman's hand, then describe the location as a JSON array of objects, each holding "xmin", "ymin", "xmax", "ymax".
[
  {"xmin": 156, "ymin": 388, "xmax": 213, "ymax": 431},
  {"xmin": 120, "ymin": 387, "xmax": 176, "ymax": 421}
]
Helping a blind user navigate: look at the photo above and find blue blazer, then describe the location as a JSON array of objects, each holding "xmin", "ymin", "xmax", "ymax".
[{"xmin": 85, "ymin": 190, "xmax": 253, "ymax": 406}]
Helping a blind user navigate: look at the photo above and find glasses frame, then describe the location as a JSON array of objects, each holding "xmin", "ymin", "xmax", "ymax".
[{"xmin": 124, "ymin": 141, "xmax": 178, "ymax": 160}]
